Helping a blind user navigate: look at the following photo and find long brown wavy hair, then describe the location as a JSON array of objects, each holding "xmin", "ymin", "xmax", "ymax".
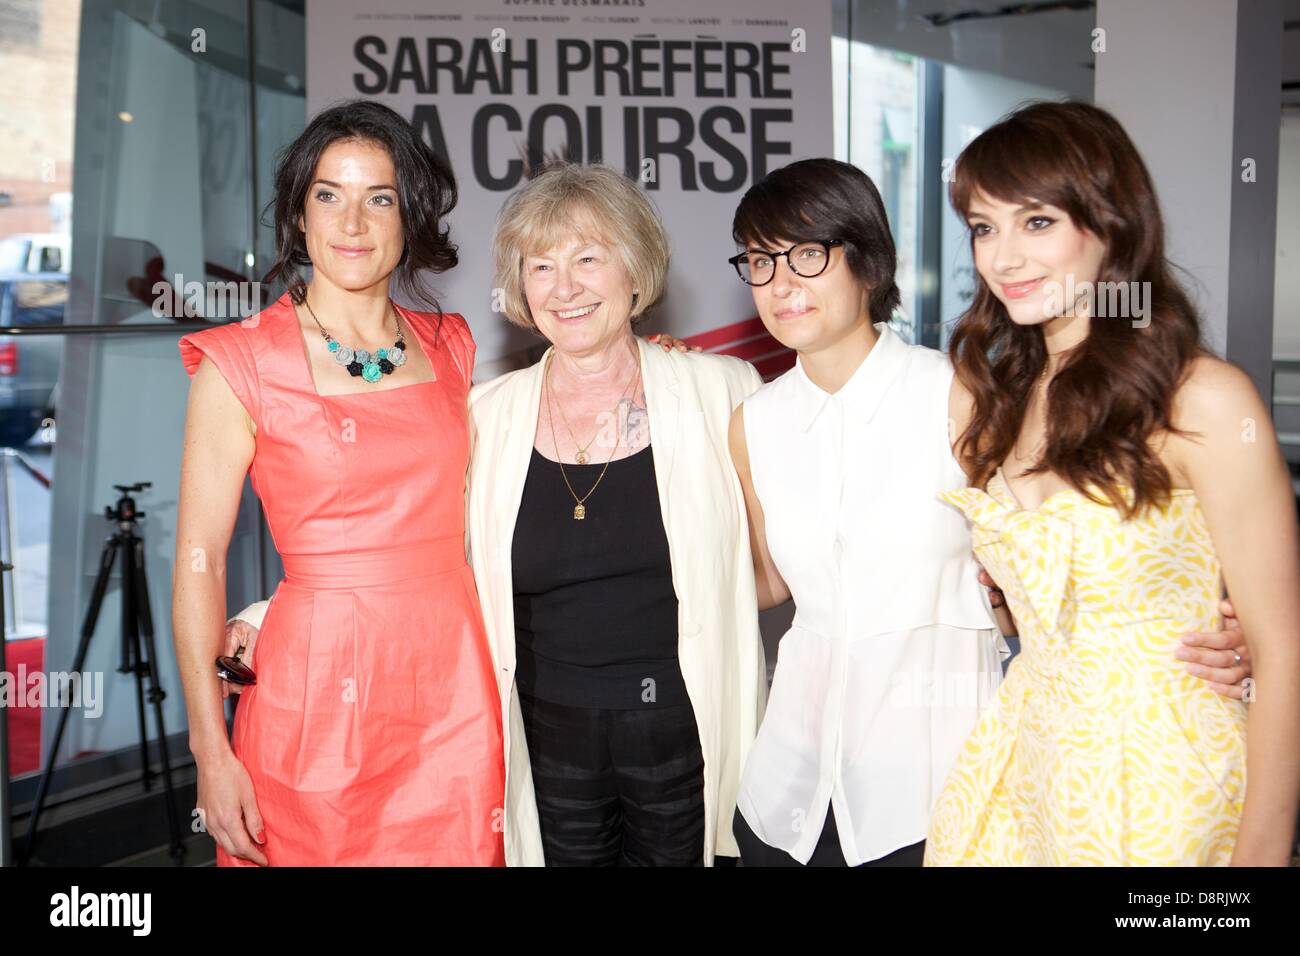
[{"xmin": 948, "ymin": 101, "xmax": 1208, "ymax": 519}]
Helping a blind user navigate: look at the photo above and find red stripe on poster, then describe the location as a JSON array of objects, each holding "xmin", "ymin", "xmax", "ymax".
[
  {"xmin": 754, "ymin": 351, "xmax": 797, "ymax": 380},
  {"xmin": 682, "ymin": 316, "xmax": 768, "ymax": 351},
  {"xmin": 717, "ymin": 336, "xmax": 790, "ymax": 363}
]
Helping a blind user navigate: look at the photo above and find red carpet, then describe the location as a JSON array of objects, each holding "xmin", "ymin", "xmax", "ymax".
[{"xmin": 5, "ymin": 637, "xmax": 43, "ymax": 776}]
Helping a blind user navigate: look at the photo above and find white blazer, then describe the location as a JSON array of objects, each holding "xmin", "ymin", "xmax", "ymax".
[
  {"xmin": 467, "ymin": 337, "xmax": 767, "ymax": 865},
  {"xmin": 232, "ymin": 337, "xmax": 767, "ymax": 865}
]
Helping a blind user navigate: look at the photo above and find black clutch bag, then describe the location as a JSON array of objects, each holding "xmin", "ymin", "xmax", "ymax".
[{"xmin": 216, "ymin": 643, "xmax": 257, "ymax": 686}]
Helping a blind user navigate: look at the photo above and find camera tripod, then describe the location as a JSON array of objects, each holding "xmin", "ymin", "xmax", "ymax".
[{"xmin": 21, "ymin": 482, "xmax": 184, "ymax": 865}]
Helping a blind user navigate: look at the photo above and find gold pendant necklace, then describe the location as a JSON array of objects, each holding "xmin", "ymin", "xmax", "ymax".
[{"xmin": 543, "ymin": 347, "xmax": 642, "ymax": 520}]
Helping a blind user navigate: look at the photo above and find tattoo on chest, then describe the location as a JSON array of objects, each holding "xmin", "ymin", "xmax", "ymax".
[
  {"xmin": 540, "ymin": 386, "xmax": 652, "ymax": 459},
  {"xmin": 619, "ymin": 397, "xmax": 650, "ymax": 449},
  {"xmin": 588, "ymin": 393, "xmax": 650, "ymax": 453}
]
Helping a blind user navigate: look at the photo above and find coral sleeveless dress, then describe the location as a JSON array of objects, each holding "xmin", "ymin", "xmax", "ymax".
[
  {"xmin": 925, "ymin": 470, "xmax": 1247, "ymax": 865},
  {"xmin": 179, "ymin": 293, "xmax": 505, "ymax": 866}
]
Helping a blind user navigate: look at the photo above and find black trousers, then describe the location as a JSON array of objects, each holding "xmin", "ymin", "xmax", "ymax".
[
  {"xmin": 519, "ymin": 691, "xmax": 705, "ymax": 866},
  {"xmin": 732, "ymin": 806, "xmax": 926, "ymax": 867}
]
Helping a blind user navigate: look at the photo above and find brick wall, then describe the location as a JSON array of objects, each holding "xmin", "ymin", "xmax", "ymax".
[{"xmin": 0, "ymin": 0, "xmax": 81, "ymax": 236}]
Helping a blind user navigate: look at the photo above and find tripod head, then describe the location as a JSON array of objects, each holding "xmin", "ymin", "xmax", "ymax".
[{"xmin": 105, "ymin": 481, "xmax": 151, "ymax": 523}]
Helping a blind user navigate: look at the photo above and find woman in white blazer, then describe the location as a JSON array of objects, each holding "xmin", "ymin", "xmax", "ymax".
[{"xmin": 471, "ymin": 163, "xmax": 765, "ymax": 865}]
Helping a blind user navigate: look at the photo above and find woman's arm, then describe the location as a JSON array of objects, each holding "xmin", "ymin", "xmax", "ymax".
[
  {"xmin": 728, "ymin": 403, "xmax": 790, "ymax": 611},
  {"xmin": 230, "ymin": 601, "xmax": 270, "ymax": 629},
  {"xmin": 948, "ymin": 374, "xmax": 1021, "ymax": 639},
  {"xmin": 1172, "ymin": 357, "xmax": 1300, "ymax": 866},
  {"xmin": 946, "ymin": 370, "xmax": 1254, "ymax": 693},
  {"xmin": 172, "ymin": 356, "xmax": 267, "ymax": 864}
]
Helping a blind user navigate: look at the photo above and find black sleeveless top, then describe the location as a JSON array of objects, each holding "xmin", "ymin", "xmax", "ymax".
[{"xmin": 511, "ymin": 445, "xmax": 688, "ymax": 709}]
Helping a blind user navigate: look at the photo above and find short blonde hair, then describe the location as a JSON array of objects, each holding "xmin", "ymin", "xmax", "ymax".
[{"xmin": 492, "ymin": 163, "xmax": 670, "ymax": 331}]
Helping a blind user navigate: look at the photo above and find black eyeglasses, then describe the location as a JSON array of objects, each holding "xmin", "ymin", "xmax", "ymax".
[{"xmin": 728, "ymin": 239, "xmax": 844, "ymax": 287}]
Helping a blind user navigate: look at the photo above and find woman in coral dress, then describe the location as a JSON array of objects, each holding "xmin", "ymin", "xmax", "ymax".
[
  {"xmin": 171, "ymin": 100, "xmax": 504, "ymax": 866},
  {"xmin": 925, "ymin": 102, "xmax": 1300, "ymax": 866}
]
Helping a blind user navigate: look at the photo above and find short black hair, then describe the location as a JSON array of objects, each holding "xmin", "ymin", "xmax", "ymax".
[
  {"xmin": 732, "ymin": 158, "xmax": 900, "ymax": 325},
  {"xmin": 262, "ymin": 99, "xmax": 458, "ymax": 310}
]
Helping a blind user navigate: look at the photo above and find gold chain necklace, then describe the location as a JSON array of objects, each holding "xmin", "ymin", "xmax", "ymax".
[
  {"xmin": 543, "ymin": 347, "xmax": 642, "ymax": 520},
  {"xmin": 547, "ymin": 348, "xmax": 642, "ymax": 464},
  {"xmin": 1012, "ymin": 360, "xmax": 1053, "ymax": 468}
]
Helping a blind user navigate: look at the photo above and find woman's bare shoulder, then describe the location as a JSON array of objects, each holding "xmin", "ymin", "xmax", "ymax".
[{"xmin": 1161, "ymin": 354, "xmax": 1270, "ymax": 484}]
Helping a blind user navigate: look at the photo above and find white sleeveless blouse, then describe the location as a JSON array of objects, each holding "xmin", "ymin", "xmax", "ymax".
[{"xmin": 736, "ymin": 322, "xmax": 1009, "ymax": 864}]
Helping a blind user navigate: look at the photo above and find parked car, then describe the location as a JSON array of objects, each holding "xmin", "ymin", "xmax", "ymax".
[
  {"xmin": 0, "ymin": 233, "xmax": 70, "ymax": 275},
  {"xmin": 0, "ymin": 272, "xmax": 64, "ymax": 447}
]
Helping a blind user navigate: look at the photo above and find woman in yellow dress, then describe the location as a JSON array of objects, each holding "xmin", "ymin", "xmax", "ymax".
[{"xmin": 926, "ymin": 101, "xmax": 1300, "ymax": 866}]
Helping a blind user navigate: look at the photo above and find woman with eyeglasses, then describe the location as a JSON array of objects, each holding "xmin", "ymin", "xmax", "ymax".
[{"xmin": 724, "ymin": 157, "xmax": 1255, "ymax": 867}]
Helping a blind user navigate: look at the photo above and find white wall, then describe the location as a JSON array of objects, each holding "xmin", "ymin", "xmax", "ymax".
[{"xmin": 1094, "ymin": 0, "xmax": 1282, "ymax": 406}]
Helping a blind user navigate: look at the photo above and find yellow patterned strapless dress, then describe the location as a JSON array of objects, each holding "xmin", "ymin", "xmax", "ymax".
[{"xmin": 924, "ymin": 470, "xmax": 1247, "ymax": 866}]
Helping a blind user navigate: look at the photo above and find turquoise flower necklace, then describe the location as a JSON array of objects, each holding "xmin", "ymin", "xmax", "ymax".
[{"xmin": 303, "ymin": 296, "xmax": 408, "ymax": 384}]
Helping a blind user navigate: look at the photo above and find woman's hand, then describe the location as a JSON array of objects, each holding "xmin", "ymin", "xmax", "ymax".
[
  {"xmin": 220, "ymin": 619, "xmax": 260, "ymax": 698},
  {"xmin": 976, "ymin": 567, "xmax": 1006, "ymax": 608},
  {"xmin": 196, "ymin": 749, "xmax": 268, "ymax": 865},
  {"xmin": 1175, "ymin": 597, "xmax": 1253, "ymax": 699},
  {"xmin": 979, "ymin": 567, "xmax": 1254, "ymax": 699},
  {"xmin": 976, "ymin": 566, "xmax": 1018, "ymax": 640},
  {"xmin": 647, "ymin": 333, "xmax": 701, "ymax": 352}
]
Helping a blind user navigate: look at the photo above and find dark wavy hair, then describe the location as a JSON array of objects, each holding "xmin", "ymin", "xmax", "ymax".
[
  {"xmin": 948, "ymin": 100, "xmax": 1208, "ymax": 519},
  {"xmin": 732, "ymin": 158, "xmax": 901, "ymax": 325},
  {"xmin": 261, "ymin": 99, "xmax": 458, "ymax": 312}
]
